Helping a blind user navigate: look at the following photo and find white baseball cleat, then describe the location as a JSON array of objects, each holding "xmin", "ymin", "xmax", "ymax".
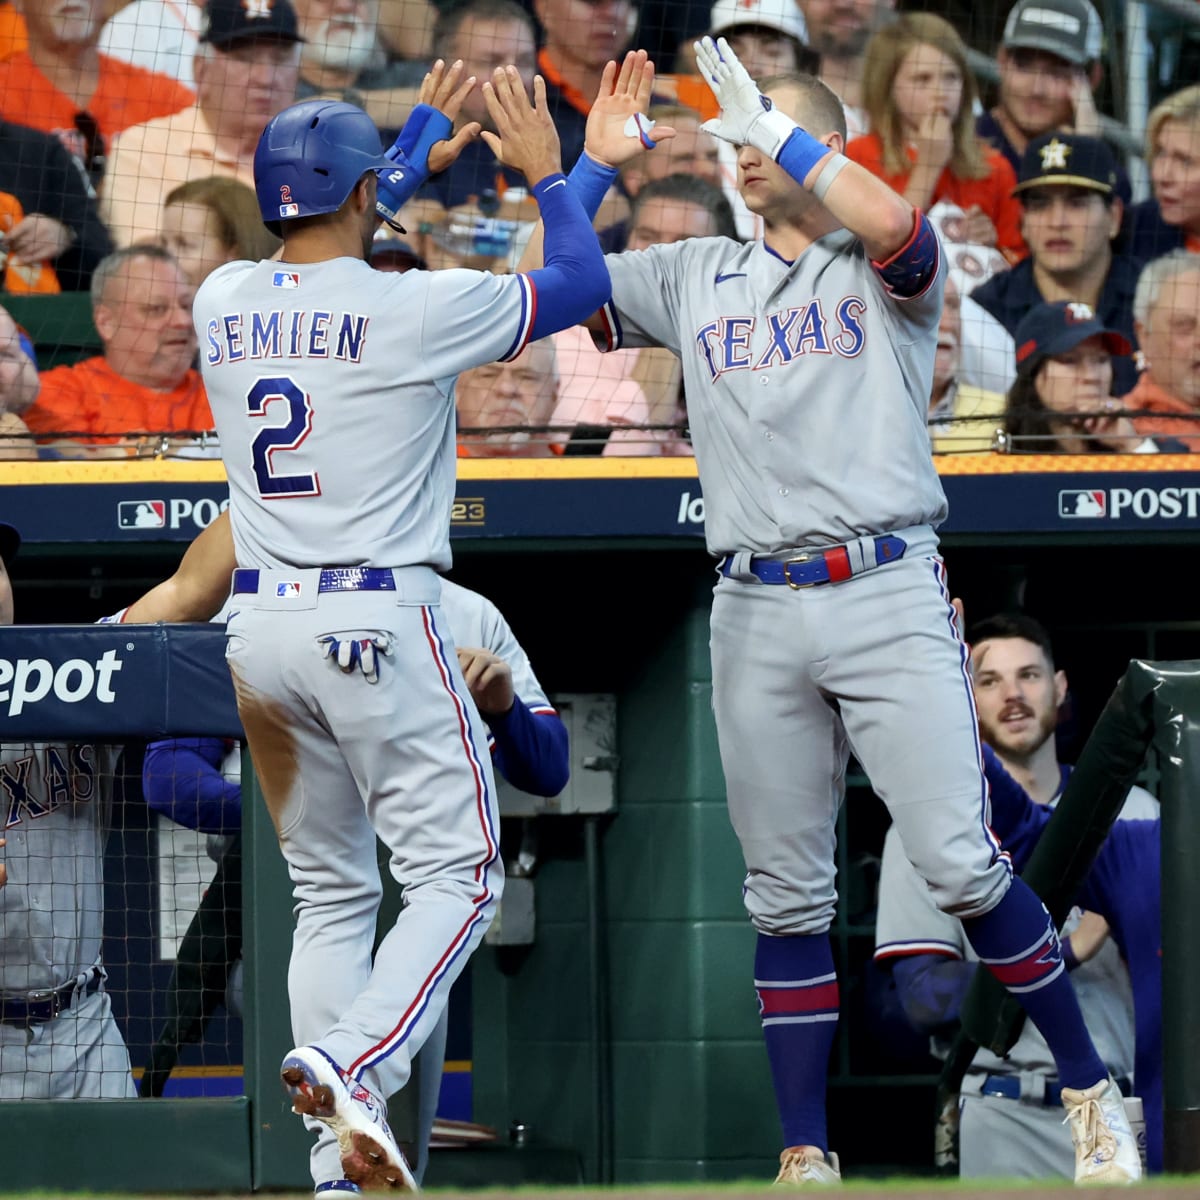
[
  {"xmin": 1061, "ymin": 1076, "xmax": 1142, "ymax": 1186},
  {"xmin": 282, "ymin": 1046, "xmax": 418, "ymax": 1193},
  {"xmin": 774, "ymin": 1146, "xmax": 842, "ymax": 1186}
]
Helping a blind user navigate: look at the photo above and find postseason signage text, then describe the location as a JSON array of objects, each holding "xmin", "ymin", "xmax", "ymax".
[{"xmin": 6, "ymin": 465, "xmax": 1200, "ymax": 544}]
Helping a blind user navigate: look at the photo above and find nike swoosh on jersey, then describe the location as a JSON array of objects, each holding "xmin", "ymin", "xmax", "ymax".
[{"xmin": 715, "ymin": 272, "xmax": 747, "ymax": 283}]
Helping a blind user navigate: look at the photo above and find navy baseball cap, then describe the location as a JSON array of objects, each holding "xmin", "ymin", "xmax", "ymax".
[
  {"xmin": 201, "ymin": 0, "xmax": 304, "ymax": 47},
  {"xmin": 0, "ymin": 522, "xmax": 20, "ymax": 567},
  {"xmin": 1014, "ymin": 132, "xmax": 1118, "ymax": 196},
  {"xmin": 1002, "ymin": 0, "xmax": 1103, "ymax": 66},
  {"xmin": 1014, "ymin": 301, "xmax": 1131, "ymax": 376}
]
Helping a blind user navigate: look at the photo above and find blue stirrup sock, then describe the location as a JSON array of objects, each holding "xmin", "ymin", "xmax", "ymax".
[
  {"xmin": 961, "ymin": 877, "xmax": 1107, "ymax": 1090},
  {"xmin": 755, "ymin": 932, "xmax": 839, "ymax": 1151}
]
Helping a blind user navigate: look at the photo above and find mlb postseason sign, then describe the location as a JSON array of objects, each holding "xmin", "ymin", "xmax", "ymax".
[{"xmin": 6, "ymin": 462, "xmax": 1200, "ymax": 543}]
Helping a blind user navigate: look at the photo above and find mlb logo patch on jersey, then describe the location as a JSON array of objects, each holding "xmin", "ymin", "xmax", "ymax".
[
  {"xmin": 276, "ymin": 581, "xmax": 303, "ymax": 599},
  {"xmin": 118, "ymin": 499, "xmax": 166, "ymax": 529},
  {"xmin": 273, "ymin": 269, "xmax": 300, "ymax": 288},
  {"xmin": 1058, "ymin": 489, "xmax": 1106, "ymax": 518}
]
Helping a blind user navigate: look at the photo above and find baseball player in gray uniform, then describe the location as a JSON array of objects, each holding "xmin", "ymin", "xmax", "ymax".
[
  {"xmin": 0, "ymin": 521, "xmax": 135, "ymax": 1100},
  {"xmin": 519, "ymin": 46, "xmax": 1140, "ymax": 1184},
  {"xmin": 875, "ymin": 611, "xmax": 1156, "ymax": 1177},
  {"xmin": 194, "ymin": 57, "xmax": 607, "ymax": 1193},
  {"xmin": 115, "ymin": 508, "xmax": 568, "ymax": 1185}
]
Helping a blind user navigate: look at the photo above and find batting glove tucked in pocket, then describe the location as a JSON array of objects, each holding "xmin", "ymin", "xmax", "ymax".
[{"xmin": 317, "ymin": 633, "xmax": 392, "ymax": 684}]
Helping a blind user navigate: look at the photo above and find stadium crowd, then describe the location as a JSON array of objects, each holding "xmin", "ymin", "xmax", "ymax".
[{"xmin": 0, "ymin": 0, "xmax": 1197, "ymax": 459}]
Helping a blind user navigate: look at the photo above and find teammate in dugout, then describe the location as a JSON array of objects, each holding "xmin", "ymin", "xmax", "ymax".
[
  {"xmin": 0, "ymin": 521, "xmax": 136, "ymax": 1100},
  {"xmin": 193, "ymin": 55, "xmax": 609, "ymax": 1193},
  {"xmin": 115, "ymin": 509, "xmax": 569, "ymax": 1185},
  {"xmin": 875, "ymin": 612, "xmax": 1156, "ymax": 1178},
  {"xmin": 516, "ymin": 45, "xmax": 1141, "ymax": 1184}
]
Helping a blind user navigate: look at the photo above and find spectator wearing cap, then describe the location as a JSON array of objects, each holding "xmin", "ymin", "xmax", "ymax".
[
  {"xmin": 0, "ymin": 0, "xmax": 194, "ymax": 186},
  {"xmin": 971, "ymin": 132, "xmax": 1141, "ymax": 396},
  {"xmin": 0, "ymin": 116, "xmax": 113, "ymax": 291},
  {"xmin": 1125, "ymin": 252, "xmax": 1200, "ymax": 446},
  {"xmin": 98, "ymin": 0, "xmax": 205, "ymax": 88},
  {"xmin": 22, "ymin": 245, "xmax": 213, "ymax": 457},
  {"xmin": 1126, "ymin": 85, "xmax": 1200, "ymax": 263},
  {"xmin": 796, "ymin": 0, "xmax": 895, "ymax": 140},
  {"xmin": 1004, "ymin": 299, "xmax": 1175, "ymax": 454},
  {"xmin": 663, "ymin": 0, "xmax": 815, "ymax": 240},
  {"xmin": 101, "ymin": 0, "xmax": 303, "ymax": 247},
  {"xmin": 976, "ymin": 0, "xmax": 1115, "ymax": 191}
]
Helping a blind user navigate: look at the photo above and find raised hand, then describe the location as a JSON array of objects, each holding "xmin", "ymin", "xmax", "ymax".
[
  {"xmin": 694, "ymin": 36, "xmax": 796, "ymax": 159},
  {"xmin": 418, "ymin": 58, "xmax": 482, "ymax": 175},
  {"xmin": 480, "ymin": 66, "xmax": 562, "ymax": 188},
  {"xmin": 584, "ymin": 50, "xmax": 676, "ymax": 169}
]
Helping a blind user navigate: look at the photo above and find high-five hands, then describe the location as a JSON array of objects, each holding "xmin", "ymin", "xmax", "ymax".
[
  {"xmin": 480, "ymin": 66, "xmax": 563, "ymax": 188},
  {"xmin": 582, "ymin": 50, "xmax": 676, "ymax": 169},
  {"xmin": 693, "ymin": 35, "xmax": 797, "ymax": 160}
]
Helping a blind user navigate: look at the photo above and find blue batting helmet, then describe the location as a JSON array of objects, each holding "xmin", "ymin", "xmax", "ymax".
[{"xmin": 254, "ymin": 100, "xmax": 393, "ymax": 234}]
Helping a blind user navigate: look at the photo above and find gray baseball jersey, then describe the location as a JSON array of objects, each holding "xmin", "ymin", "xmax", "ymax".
[
  {"xmin": 875, "ymin": 783, "xmax": 1157, "ymax": 1178},
  {"xmin": 196, "ymin": 257, "xmax": 536, "ymax": 573},
  {"xmin": 599, "ymin": 231, "xmax": 948, "ymax": 554},
  {"xmin": 0, "ymin": 741, "xmax": 136, "ymax": 1098}
]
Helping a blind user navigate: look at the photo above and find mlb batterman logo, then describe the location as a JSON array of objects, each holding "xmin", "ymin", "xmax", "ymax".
[
  {"xmin": 273, "ymin": 269, "xmax": 300, "ymax": 288},
  {"xmin": 1059, "ymin": 489, "xmax": 1106, "ymax": 518}
]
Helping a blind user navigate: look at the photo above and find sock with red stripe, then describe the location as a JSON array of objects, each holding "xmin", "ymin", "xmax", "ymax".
[
  {"xmin": 961, "ymin": 877, "xmax": 1106, "ymax": 1090},
  {"xmin": 755, "ymin": 932, "xmax": 839, "ymax": 1152}
]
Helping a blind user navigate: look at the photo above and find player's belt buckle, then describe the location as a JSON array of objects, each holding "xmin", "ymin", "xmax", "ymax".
[
  {"xmin": 25, "ymin": 989, "xmax": 64, "ymax": 1019},
  {"xmin": 782, "ymin": 552, "xmax": 821, "ymax": 589}
]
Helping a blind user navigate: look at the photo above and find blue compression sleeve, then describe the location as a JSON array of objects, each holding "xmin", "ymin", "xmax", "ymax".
[
  {"xmin": 525, "ymin": 173, "xmax": 611, "ymax": 338},
  {"xmin": 485, "ymin": 700, "xmax": 570, "ymax": 798},
  {"xmin": 566, "ymin": 152, "xmax": 618, "ymax": 220},
  {"xmin": 143, "ymin": 737, "xmax": 242, "ymax": 834},
  {"xmin": 891, "ymin": 954, "xmax": 977, "ymax": 1034}
]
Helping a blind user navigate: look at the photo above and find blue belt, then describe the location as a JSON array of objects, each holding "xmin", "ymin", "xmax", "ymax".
[
  {"xmin": 980, "ymin": 1074, "xmax": 1133, "ymax": 1108},
  {"xmin": 0, "ymin": 970, "xmax": 103, "ymax": 1027},
  {"xmin": 718, "ymin": 535, "xmax": 907, "ymax": 588},
  {"xmin": 232, "ymin": 567, "xmax": 397, "ymax": 596}
]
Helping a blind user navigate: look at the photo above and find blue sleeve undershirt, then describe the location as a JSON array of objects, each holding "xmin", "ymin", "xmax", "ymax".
[
  {"xmin": 524, "ymin": 175, "xmax": 611, "ymax": 341},
  {"xmin": 143, "ymin": 736, "xmax": 242, "ymax": 835},
  {"xmin": 484, "ymin": 698, "xmax": 570, "ymax": 798}
]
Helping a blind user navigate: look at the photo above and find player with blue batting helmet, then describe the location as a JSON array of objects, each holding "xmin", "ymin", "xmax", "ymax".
[
  {"xmin": 254, "ymin": 100, "xmax": 394, "ymax": 235},
  {"xmin": 255, "ymin": 96, "xmax": 456, "ymax": 239}
]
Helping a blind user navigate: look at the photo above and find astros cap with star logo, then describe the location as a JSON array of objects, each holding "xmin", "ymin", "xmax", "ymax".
[{"xmin": 1013, "ymin": 132, "xmax": 1118, "ymax": 197}]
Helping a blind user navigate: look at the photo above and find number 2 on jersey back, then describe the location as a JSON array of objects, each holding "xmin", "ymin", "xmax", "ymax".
[{"xmin": 247, "ymin": 376, "xmax": 321, "ymax": 499}]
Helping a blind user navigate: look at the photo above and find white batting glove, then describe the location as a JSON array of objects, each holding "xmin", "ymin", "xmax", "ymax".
[
  {"xmin": 318, "ymin": 633, "xmax": 392, "ymax": 684},
  {"xmin": 693, "ymin": 36, "xmax": 798, "ymax": 160}
]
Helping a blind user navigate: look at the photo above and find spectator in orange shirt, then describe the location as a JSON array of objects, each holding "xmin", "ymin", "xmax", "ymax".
[
  {"xmin": 0, "ymin": 1, "xmax": 26, "ymax": 59},
  {"xmin": 101, "ymin": 0, "xmax": 303, "ymax": 247},
  {"xmin": 22, "ymin": 245, "xmax": 214, "ymax": 457},
  {"xmin": 1128, "ymin": 252, "xmax": 1200, "ymax": 447},
  {"xmin": 847, "ymin": 13, "xmax": 1025, "ymax": 261},
  {"xmin": 0, "ymin": 0, "xmax": 194, "ymax": 185}
]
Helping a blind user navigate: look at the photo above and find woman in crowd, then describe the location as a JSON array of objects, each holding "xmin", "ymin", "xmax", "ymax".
[
  {"xmin": 847, "ymin": 13, "xmax": 1025, "ymax": 261},
  {"xmin": 1004, "ymin": 300, "xmax": 1183, "ymax": 454},
  {"xmin": 1127, "ymin": 85, "xmax": 1200, "ymax": 262},
  {"xmin": 159, "ymin": 176, "xmax": 280, "ymax": 286}
]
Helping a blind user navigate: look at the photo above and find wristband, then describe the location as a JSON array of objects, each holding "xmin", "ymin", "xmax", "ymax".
[
  {"xmin": 776, "ymin": 126, "xmax": 835, "ymax": 187},
  {"xmin": 1062, "ymin": 937, "xmax": 1080, "ymax": 972},
  {"xmin": 810, "ymin": 152, "xmax": 850, "ymax": 201},
  {"xmin": 566, "ymin": 152, "xmax": 618, "ymax": 220}
]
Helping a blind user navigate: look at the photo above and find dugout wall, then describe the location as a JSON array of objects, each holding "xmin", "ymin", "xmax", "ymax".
[{"xmin": 5, "ymin": 526, "xmax": 1200, "ymax": 1190}]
